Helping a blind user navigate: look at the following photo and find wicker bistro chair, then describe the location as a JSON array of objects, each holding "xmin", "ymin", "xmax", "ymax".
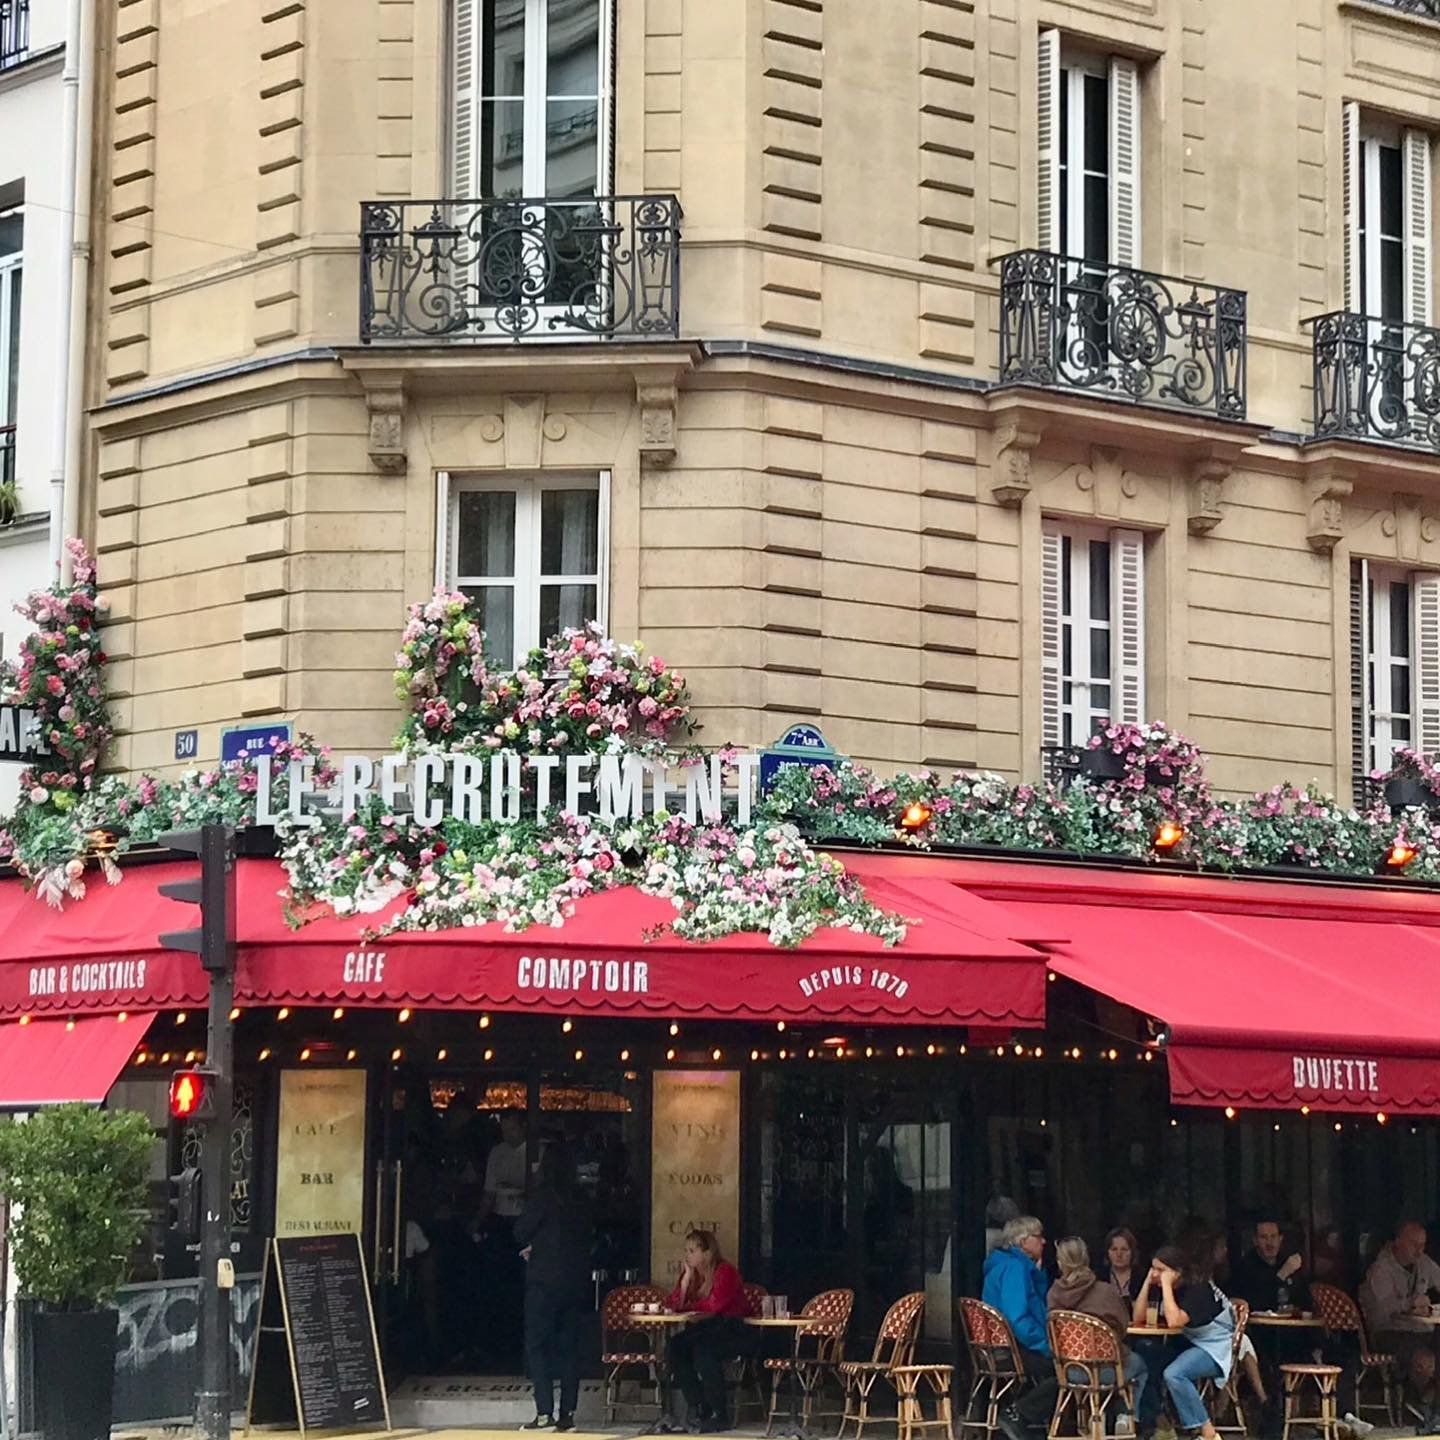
[
  {"xmin": 1310, "ymin": 1282, "xmax": 1398, "ymax": 1426},
  {"xmin": 601, "ymin": 1284, "xmax": 667, "ymax": 1423},
  {"xmin": 765, "ymin": 1288, "xmax": 855, "ymax": 1437},
  {"xmin": 729, "ymin": 1282, "xmax": 772, "ymax": 1422},
  {"xmin": 1047, "ymin": 1310, "xmax": 1134, "ymax": 1440},
  {"xmin": 1196, "ymin": 1297, "xmax": 1250, "ymax": 1438},
  {"xmin": 838, "ymin": 1291, "xmax": 928, "ymax": 1440},
  {"xmin": 958, "ymin": 1298, "xmax": 1027, "ymax": 1440}
]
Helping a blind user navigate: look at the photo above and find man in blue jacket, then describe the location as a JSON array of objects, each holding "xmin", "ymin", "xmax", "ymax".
[{"xmin": 982, "ymin": 1215, "xmax": 1059, "ymax": 1440}]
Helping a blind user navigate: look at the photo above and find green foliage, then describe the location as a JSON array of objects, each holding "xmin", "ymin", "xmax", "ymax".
[{"xmin": 0, "ymin": 1105, "xmax": 154, "ymax": 1309}]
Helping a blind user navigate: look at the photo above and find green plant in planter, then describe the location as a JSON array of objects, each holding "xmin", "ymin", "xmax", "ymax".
[
  {"xmin": 0, "ymin": 475, "xmax": 18, "ymax": 526},
  {"xmin": 0, "ymin": 1104, "xmax": 153, "ymax": 1309}
]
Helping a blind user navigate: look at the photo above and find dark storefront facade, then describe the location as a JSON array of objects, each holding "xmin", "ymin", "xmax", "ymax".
[{"xmin": 4, "ymin": 845, "xmax": 1440, "ymax": 1422}]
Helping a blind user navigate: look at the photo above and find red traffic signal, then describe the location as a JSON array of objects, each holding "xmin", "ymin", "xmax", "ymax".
[{"xmin": 169, "ymin": 1067, "xmax": 219, "ymax": 1121}]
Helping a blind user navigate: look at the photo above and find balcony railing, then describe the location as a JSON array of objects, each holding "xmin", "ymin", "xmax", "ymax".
[
  {"xmin": 997, "ymin": 250, "xmax": 1248, "ymax": 420},
  {"xmin": 0, "ymin": 0, "xmax": 27, "ymax": 70},
  {"xmin": 1308, "ymin": 310, "xmax": 1440, "ymax": 453},
  {"xmin": 1369, "ymin": 0, "xmax": 1440, "ymax": 15},
  {"xmin": 359, "ymin": 195, "xmax": 682, "ymax": 343},
  {"xmin": 0, "ymin": 425, "xmax": 15, "ymax": 524}
]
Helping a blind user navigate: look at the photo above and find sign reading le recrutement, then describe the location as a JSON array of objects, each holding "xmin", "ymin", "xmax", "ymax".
[
  {"xmin": 0, "ymin": 705, "xmax": 50, "ymax": 764},
  {"xmin": 245, "ymin": 1233, "xmax": 390, "ymax": 1436}
]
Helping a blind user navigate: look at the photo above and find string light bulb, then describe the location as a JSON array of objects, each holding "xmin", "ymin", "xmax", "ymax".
[
  {"xmin": 333, "ymin": 1007, "xmax": 345, "ymax": 1020},
  {"xmin": 712, "ymin": 1048, "xmax": 722, "ymax": 1061},
  {"xmin": 391, "ymin": 1047, "xmax": 403, "ymax": 1062},
  {"xmin": 898, "ymin": 801, "xmax": 933, "ymax": 831},
  {"xmin": 346, "ymin": 1049, "xmax": 357, "ymax": 1062},
  {"xmin": 1224, "ymin": 1106, "xmax": 1237, "ymax": 1119},
  {"xmin": 562, "ymin": 1020, "xmax": 573, "ymax": 1034},
  {"xmin": 277, "ymin": 1007, "xmax": 290, "ymax": 1021},
  {"xmin": 437, "ymin": 1048, "xmax": 448, "ymax": 1061},
  {"xmin": 776, "ymin": 1021, "xmax": 786, "ymax": 1032},
  {"xmin": 669, "ymin": 1022, "xmax": 680, "ymax": 1036},
  {"xmin": 574, "ymin": 1048, "xmax": 584, "ymax": 1061},
  {"xmin": 229, "ymin": 1007, "xmax": 241, "ymax": 1022},
  {"xmin": 258, "ymin": 1048, "xmax": 271, "ymax": 1062},
  {"xmin": 665, "ymin": 1048, "xmax": 676, "ymax": 1061},
  {"xmin": 1153, "ymin": 819, "xmax": 1185, "ymax": 852},
  {"xmin": 620, "ymin": 1049, "xmax": 631, "ymax": 1062},
  {"xmin": 1385, "ymin": 838, "xmax": 1418, "ymax": 870},
  {"xmin": 1377, "ymin": 1112, "xmax": 1388, "ymax": 1125},
  {"xmin": 300, "ymin": 1048, "xmax": 311, "ymax": 1062},
  {"xmin": 479, "ymin": 1014, "xmax": 491, "ymax": 1029},
  {"xmin": 484, "ymin": 1048, "xmax": 494, "ymax": 1061},
  {"xmin": 398, "ymin": 1008, "xmax": 411, "ymax": 1023},
  {"xmin": 176, "ymin": 1013, "xmax": 187, "ymax": 1025}
]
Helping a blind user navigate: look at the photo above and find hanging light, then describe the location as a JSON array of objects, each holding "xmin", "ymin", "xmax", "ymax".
[
  {"xmin": 398, "ymin": 1008, "xmax": 411, "ymax": 1023},
  {"xmin": 669, "ymin": 1022, "xmax": 680, "ymax": 1037},
  {"xmin": 562, "ymin": 1020, "xmax": 573, "ymax": 1034},
  {"xmin": 776, "ymin": 1021, "xmax": 786, "ymax": 1032},
  {"xmin": 1153, "ymin": 819, "xmax": 1185, "ymax": 852},
  {"xmin": 258, "ymin": 1047, "xmax": 272, "ymax": 1062},
  {"xmin": 574, "ymin": 1048, "xmax": 584, "ymax": 1061},
  {"xmin": 391, "ymin": 1047, "xmax": 403, "ymax": 1062},
  {"xmin": 620, "ymin": 1048, "xmax": 631, "ymax": 1062},
  {"xmin": 277, "ymin": 1007, "xmax": 290, "ymax": 1021},
  {"xmin": 665, "ymin": 1047, "xmax": 676, "ymax": 1061},
  {"xmin": 346, "ymin": 1049, "xmax": 358, "ymax": 1062},
  {"xmin": 484, "ymin": 1048, "xmax": 494, "ymax": 1061},
  {"xmin": 712, "ymin": 1048, "xmax": 722, "ymax": 1061},
  {"xmin": 437, "ymin": 1048, "xmax": 448, "ymax": 1061},
  {"xmin": 479, "ymin": 1014, "xmax": 491, "ymax": 1029},
  {"xmin": 176, "ymin": 1013, "xmax": 187, "ymax": 1025},
  {"xmin": 333, "ymin": 1007, "xmax": 345, "ymax": 1020},
  {"xmin": 898, "ymin": 801, "xmax": 933, "ymax": 831},
  {"xmin": 300, "ymin": 1048, "xmax": 312, "ymax": 1062},
  {"xmin": 1224, "ymin": 1106, "xmax": 1237, "ymax": 1119},
  {"xmin": 1377, "ymin": 1112, "xmax": 1388, "ymax": 1125},
  {"xmin": 229, "ymin": 1007, "xmax": 241, "ymax": 1022}
]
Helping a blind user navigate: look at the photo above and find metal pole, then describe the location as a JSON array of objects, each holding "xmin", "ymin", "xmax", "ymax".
[{"xmin": 195, "ymin": 825, "xmax": 235, "ymax": 1440}]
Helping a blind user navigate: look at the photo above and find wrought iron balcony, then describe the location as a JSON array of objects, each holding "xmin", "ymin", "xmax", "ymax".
[
  {"xmin": 359, "ymin": 195, "xmax": 681, "ymax": 343},
  {"xmin": 0, "ymin": 0, "xmax": 27, "ymax": 69},
  {"xmin": 0, "ymin": 426, "xmax": 15, "ymax": 524},
  {"xmin": 1308, "ymin": 310, "xmax": 1440, "ymax": 453},
  {"xmin": 997, "ymin": 250, "xmax": 1248, "ymax": 420},
  {"xmin": 1369, "ymin": 0, "xmax": 1440, "ymax": 15}
]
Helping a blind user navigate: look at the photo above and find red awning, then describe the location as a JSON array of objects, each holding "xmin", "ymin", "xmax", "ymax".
[
  {"xmin": 0, "ymin": 1012, "xmax": 154, "ymax": 1108},
  {"xmin": 0, "ymin": 859, "xmax": 1049, "ymax": 1029},
  {"xmin": 941, "ymin": 856, "xmax": 1440, "ymax": 1116}
]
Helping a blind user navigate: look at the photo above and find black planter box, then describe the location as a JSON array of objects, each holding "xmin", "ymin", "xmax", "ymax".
[
  {"xmin": 1385, "ymin": 775, "xmax": 1439, "ymax": 813},
  {"xmin": 1081, "ymin": 746, "xmax": 1128, "ymax": 781},
  {"xmin": 32, "ymin": 1307, "xmax": 118, "ymax": 1440}
]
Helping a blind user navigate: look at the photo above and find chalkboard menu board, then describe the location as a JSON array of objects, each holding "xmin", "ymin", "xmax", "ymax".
[{"xmin": 245, "ymin": 1234, "xmax": 389, "ymax": 1436}]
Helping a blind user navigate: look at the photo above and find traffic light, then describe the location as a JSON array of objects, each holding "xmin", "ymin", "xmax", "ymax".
[
  {"xmin": 169, "ymin": 1066, "xmax": 219, "ymax": 1122},
  {"xmin": 170, "ymin": 1166, "xmax": 202, "ymax": 1243},
  {"xmin": 157, "ymin": 824, "xmax": 236, "ymax": 975}
]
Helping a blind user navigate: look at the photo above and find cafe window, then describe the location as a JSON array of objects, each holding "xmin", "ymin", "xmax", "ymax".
[
  {"xmin": 1351, "ymin": 559, "xmax": 1440, "ymax": 797},
  {"xmin": 438, "ymin": 472, "xmax": 608, "ymax": 668},
  {"xmin": 1041, "ymin": 521, "xmax": 1145, "ymax": 747}
]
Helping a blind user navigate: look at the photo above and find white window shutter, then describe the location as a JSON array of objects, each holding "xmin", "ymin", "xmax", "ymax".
[
  {"xmin": 1343, "ymin": 101, "xmax": 1362, "ymax": 313},
  {"xmin": 1404, "ymin": 128, "xmax": 1433, "ymax": 325},
  {"xmin": 1110, "ymin": 529, "xmax": 1145, "ymax": 725},
  {"xmin": 1351, "ymin": 559, "xmax": 1370, "ymax": 789},
  {"xmin": 1413, "ymin": 572, "xmax": 1440, "ymax": 757},
  {"xmin": 1037, "ymin": 29, "xmax": 1061, "ymax": 252},
  {"xmin": 434, "ymin": 471, "xmax": 452, "ymax": 591},
  {"xmin": 450, "ymin": 0, "xmax": 480, "ymax": 197},
  {"xmin": 1040, "ymin": 528, "xmax": 1064, "ymax": 746},
  {"xmin": 1108, "ymin": 56, "xmax": 1140, "ymax": 268}
]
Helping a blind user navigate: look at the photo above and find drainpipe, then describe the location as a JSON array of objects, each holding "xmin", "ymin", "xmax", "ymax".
[{"xmin": 51, "ymin": 0, "xmax": 92, "ymax": 581}]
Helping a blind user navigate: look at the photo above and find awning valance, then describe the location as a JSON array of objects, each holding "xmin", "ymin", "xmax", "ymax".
[{"xmin": 0, "ymin": 858, "xmax": 1050, "ymax": 1030}]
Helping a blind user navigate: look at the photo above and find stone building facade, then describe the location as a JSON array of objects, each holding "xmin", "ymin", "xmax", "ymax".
[{"xmin": 83, "ymin": 0, "xmax": 1440, "ymax": 796}]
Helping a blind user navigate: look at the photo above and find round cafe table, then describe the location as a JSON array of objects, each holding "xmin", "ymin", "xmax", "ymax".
[
  {"xmin": 629, "ymin": 1312, "xmax": 695, "ymax": 1428},
  {"xmin": 747, "ymin": 1316, "xmax": 821, "ymax": 1439},
  {"xmin": 1127, "ymin": 1324, "xmax": 1182, "ymax": 1336},
  {"xmin": 1247, "ymin": 1312, "xmax": 1324, "ymax": 1329}
]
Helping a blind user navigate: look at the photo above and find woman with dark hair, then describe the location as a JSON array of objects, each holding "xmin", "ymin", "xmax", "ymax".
[
  {"xmin": 666, "ymin": 1229, "xmax": 752, "ymax": 1432},
  {"xmin": 1134, "ymin": 1242, "xmax": 1237, "ymax": 1440},
  {"xmin": 1101, "ymin": 1227, "xmax": 1143, "ymax": 1306},
  {"xmin": 514, "ymin": 1145, "xmax": 592, "ymax": 1431}
]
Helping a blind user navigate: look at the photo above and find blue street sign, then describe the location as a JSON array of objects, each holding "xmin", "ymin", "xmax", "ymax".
[
  {"xmin": 173, "ymin": 729, "xmax": 199, "ymax": 762},
  {"xmin": 219, "ymin": 722, "xmax": 293, "ymax": 766},
  {"xmin": 758, "ymin": 723, "xmax": 843, "ymax": 794}
]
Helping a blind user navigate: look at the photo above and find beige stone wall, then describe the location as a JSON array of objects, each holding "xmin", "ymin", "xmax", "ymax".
[{"xmin": 82, "ymin": 0, "xmax": 1440, "ymax": 798}]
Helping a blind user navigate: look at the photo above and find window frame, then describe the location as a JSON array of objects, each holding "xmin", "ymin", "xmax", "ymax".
[
  {"xmin": 1359, "ymin": 123, "xmax": 1405, "ymax": 322},
  {"xmin": 457, "ymin": 0, "xmax": 613, "ymax": 200},
  {"xmin": 1364, "ymin": 562, "xmax": 1416, "ymax": 774},
  {"xmin": 442, "ymin": 470, "xmax": 610, "ymax": 669},
  {"xmin": 0, "ymin": 222, "xmax": 20, "ymax": 431},
  {"xmin": 1059, "ymin": 55, "xmax": 1109, "ymax": 263},
  {"xmin": 1052, "ymin": 520, "xmax": 1115, "ymax": 746}
]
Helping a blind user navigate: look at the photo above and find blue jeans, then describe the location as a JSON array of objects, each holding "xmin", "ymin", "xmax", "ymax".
[
  {"xmin": 1066, "ymin": 1351, "xmax": 1148, "ymax": 1417},
  {"xmin": 1163, "ymin": 1345, "xmax": 1223, "ymax": 1432}
]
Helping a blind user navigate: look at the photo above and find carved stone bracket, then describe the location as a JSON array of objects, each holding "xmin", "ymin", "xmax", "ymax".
[
  {"xmin": 1186, "ymin": 446, "xmax": 1236, "ymax": 536},
  {"xmin": 363, "ymin": 375, "xmax": 407, "ymax": 475},
  {"xmin": 637, "ymin": 381, "xmax": 678, "ymax": 466},
  {"xmin": 991, "ymin": 419, "xmax": 1045, "ymax": 506},
  {"xmin": 1306, "ymin": 464, "xmax": 1355, "ymax": 552}
]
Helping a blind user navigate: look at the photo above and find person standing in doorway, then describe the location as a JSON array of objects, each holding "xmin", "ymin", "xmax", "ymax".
[
  {"xmin": 476, "ymin": 1110, "xmax": 530, "ymax": 1363},
  {"xmin": 515, "ymin": 1145, "xmax": 593, "ymax": 1432}
]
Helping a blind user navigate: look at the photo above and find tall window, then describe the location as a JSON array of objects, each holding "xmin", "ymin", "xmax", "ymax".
[
  {"xmin": 441, "ymin": 474, "xmax": 607, "ymax": 668},
  {"xmin": 1041, "ymin": 522, "xmax": 1145, "ymax": 747},
  {"xmin": 451, "ymin": 0, "xmax": 609, "ymax": 199},
  {"xmin": 1352, "ymin": 561, "xmax": 1440, "ymax": 793},
  {"xmin": 0, "ymin": 208, "xmax": 21, "ymax": 439},
  {"xmin": 1344, "ymin": 105, "xmax": 1432, "ymax": 325},
  {"xmin": 1037, "ymin": 32, "xmax": 1140, "ymax": 267}
]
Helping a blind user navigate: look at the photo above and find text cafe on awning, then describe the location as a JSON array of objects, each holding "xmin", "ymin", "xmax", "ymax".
[{"xmin": 4, "ymin": 822, "xmax": 1440, "ymax": 1411}]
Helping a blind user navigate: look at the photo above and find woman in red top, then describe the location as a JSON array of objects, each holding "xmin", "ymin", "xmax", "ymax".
[{"xmin": 666, "ymin": 1230, "xmax": 753, "ymax": 1430}]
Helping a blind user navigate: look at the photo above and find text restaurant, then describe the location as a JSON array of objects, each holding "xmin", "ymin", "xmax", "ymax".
[{"xmin": 4, "ymin": 558, "xmax": 1440, "ymax": 1426}]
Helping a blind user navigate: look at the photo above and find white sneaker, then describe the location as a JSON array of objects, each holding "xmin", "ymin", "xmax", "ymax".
[
  {"xmin": 1343, "ymin": 1413, "xmax": 1375, "ymax": 1437},
  {"xmin": 1115, "ymin": 1415, "xmax": 1135, "ymax": 1437}
]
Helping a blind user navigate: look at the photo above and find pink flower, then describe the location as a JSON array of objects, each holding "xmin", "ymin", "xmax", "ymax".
[{"xmin": 45, "ymin": 675, "xmax": 64, "ymax": 696}]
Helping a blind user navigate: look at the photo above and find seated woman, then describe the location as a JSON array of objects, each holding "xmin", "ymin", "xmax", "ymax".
[
  {"xmin": 666, "ymin": 1229, "xmax": 752, "ymax": 1432},
  {"xmin": 1049, "ymin": 1236, "xmax": 1148, "ymax": 1416},
  {"xmin": 1101, "ymin": 1227, "xmax": 1144, "ymax": 1308},
  {"xmin": 1134, "ymin": 1243, "xmax": 1237, "ymax": 1440}
]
